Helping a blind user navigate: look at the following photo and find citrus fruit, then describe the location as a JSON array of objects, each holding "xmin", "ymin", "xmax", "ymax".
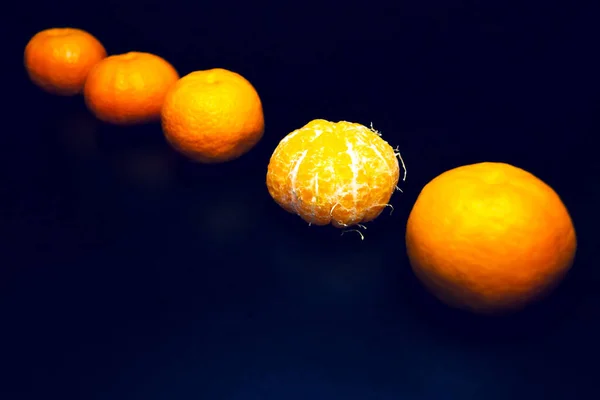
[
  {"xmin": 83, "ymin": 51, "xmax": 179, "ymax": 125},
  {"xmin": 161, "ymin": 68, "xmax": 264, "ymax": 163},
  {"xmin": 266, "ymin": 119, "xmax": 405, "ymax": 229},
  {"xmin": 405, "ymin": 162, "xmax": 577, "ymax": 314},
  {"xmin": 24, "ymin": 27, "xmax": 107, "ymax": 96}
]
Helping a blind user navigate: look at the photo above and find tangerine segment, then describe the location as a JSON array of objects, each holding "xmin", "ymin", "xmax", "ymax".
[
  {"xmin": 267, "ymin": 119, "xmax": 401, "ymax": 228},
  {"xmin": 24, "ymin": 27, "xmax": 107, "ymax": 96},
  {"xmin": 405, "ymin": 162, "xmax": 577, "ymax": 314}
]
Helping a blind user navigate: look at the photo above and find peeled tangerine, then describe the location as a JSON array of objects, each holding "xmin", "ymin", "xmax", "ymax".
[
  {"xmin": 266, "ymin": 119, "xmax": 404, "ymax": 228},
  {"xmin": 405, "ymin": 162, "xmax": 577, "ymax": 315}
]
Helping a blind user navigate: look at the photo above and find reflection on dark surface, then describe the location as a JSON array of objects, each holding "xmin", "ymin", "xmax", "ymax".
[{"xmin": 4, "ymin": 0, "xmax": 599, "ymax": 399}]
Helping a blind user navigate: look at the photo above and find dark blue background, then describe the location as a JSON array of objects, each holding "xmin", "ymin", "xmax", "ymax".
[{"xmin": 3, "ymin": 1, "xmax": 599, "ymax": 398}]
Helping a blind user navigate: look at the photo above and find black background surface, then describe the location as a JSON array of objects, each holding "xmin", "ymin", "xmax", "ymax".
[{"xmin": 3, "ymin": 1, "xmax": 599, "ymax": 399}]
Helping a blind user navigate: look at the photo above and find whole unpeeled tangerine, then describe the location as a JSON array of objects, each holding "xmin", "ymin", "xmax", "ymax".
[
  {"xmin": 84, "ymin": 51, "xmax": 179, "ymax": 125},
  {"xmin": 24, "ymin": 27, "xmax": 107, "ymax": 96},
  {"xmin": 405, "ymin": 162, "xmax": 577, "ymax": 314},
  {"xmin": 161, "ymin": 68, "xmax": 264, "ymax": 163}
]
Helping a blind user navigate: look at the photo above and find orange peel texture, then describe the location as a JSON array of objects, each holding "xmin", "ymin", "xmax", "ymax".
[{"xmin": 405, "ymin": 162, "xmax": 577, "ymax": 314}]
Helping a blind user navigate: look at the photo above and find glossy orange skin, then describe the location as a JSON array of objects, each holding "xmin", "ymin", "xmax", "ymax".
[
  {"xmin": 161, "ymin": 68, "xmax": 264, "ymax": 163},
  {"xmin": 84, "ymin": 52, "xmax": 179, "ymax": 125},
  {"xmin": 405, "ymin": 162, "xmax": 577, "ymax": 314},
  {"xmin": 24, "ymin": 28, "xmax": 107, "ymax": 96}
]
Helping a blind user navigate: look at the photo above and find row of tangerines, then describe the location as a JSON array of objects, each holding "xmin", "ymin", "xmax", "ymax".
[
  {"xmin": 25, "ymin": 27, "xmax": 577, "ymax": 316},
  {"xmin": 24, "ymin": 27, "xmax": 263, "ymax": 164}
]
